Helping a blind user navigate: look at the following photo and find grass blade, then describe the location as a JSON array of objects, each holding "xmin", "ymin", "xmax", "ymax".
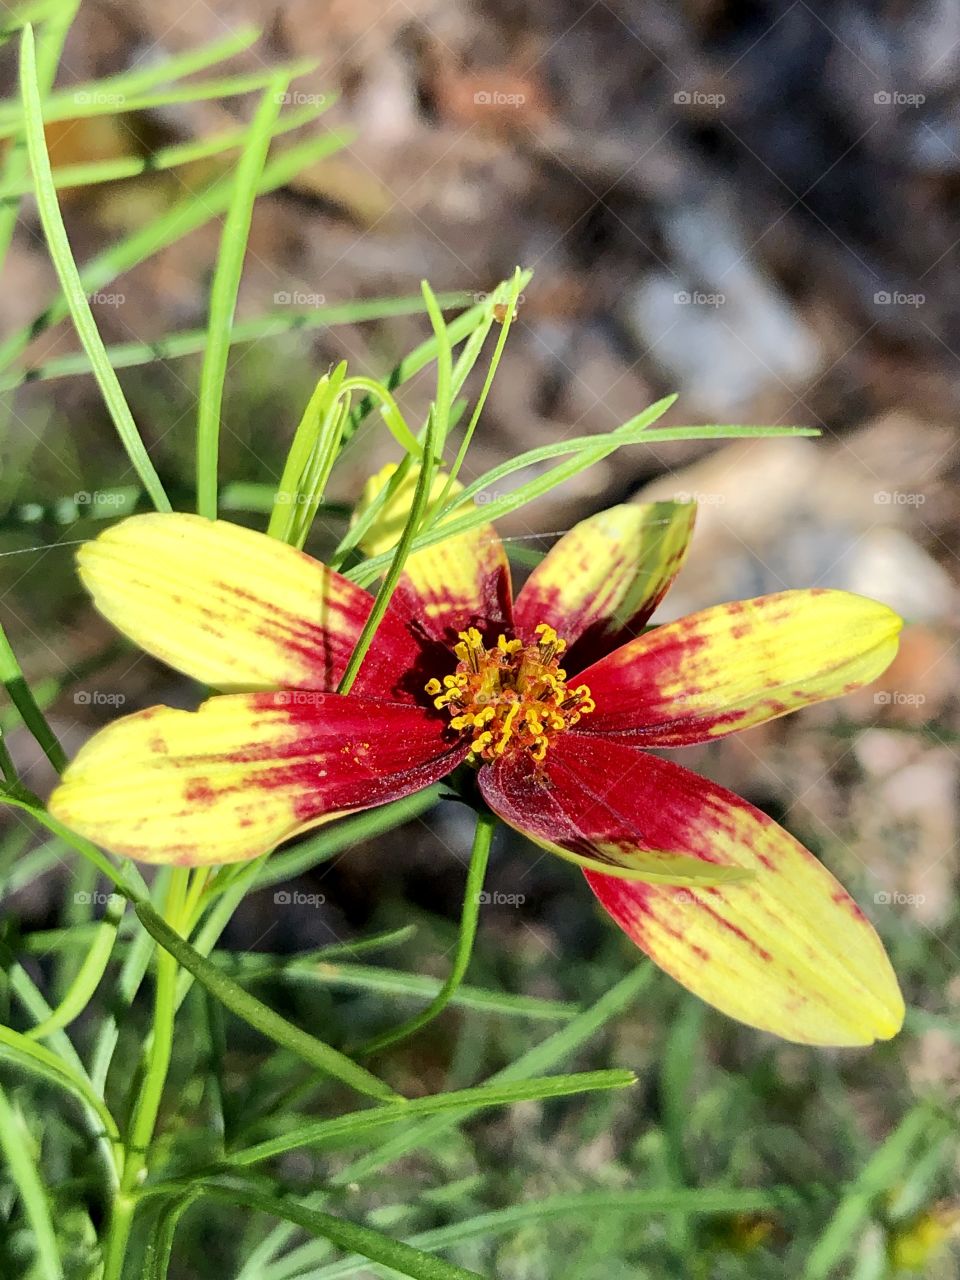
[
  {"xmin": 135, "ymin": 902, "xmax": 403, "ymax": 1104},
  {"xmin": 0, "ymin": 127, "xmax": 349, "ymax": 375},
  {"xmin": 196, "ymin": 76, "xmax": 289, "ymax": 517},
  {"xmin": 336, "ymin": 410, "xmax": 437, "ymax": 693},
  {"xmin": 0, "ymin": 97, "xmax": 334, "ymax": 199},
  {"xmin": 18, "ymin": 24, "xmax": 171, "ymax": 512},
  {"xmin": 202, "ymin": 1185, "xmax": 484, "ymax": 1280},
  {"xmin": 224, "ymin": 1070, "xmax": 635, "ymax": 1168},
  {"xmin": 0, "ymin": 0, "xmax": 79, "ymax": 270},
  {"xmin": 0, "ymin": 1085, "xmax": 63, "ymax": 1280},
  {"xmin": 0, "ymin": 620, "xmax": 66, "ymax": 771},
  {"xmin": 304, "ymin": 1188, "xmax": 800, "ymax": 1280},
  {"xmin": 358, "ymin": 809, "xmax": 496, "ymax": 1056},
  {"xmin": 25, "ymin": 893, "xmax": 123, "ymax": 1040},
  {"xmin": 0, "ymin": 293, "xmax": 467, "ymax": 392},
  {"xmin": 0, "ymin": 60, "xmax": 320, "ymax": 138},
  {"xmin": 335, "ymin": 963, "xmax": 655, "ymax": 1185}
]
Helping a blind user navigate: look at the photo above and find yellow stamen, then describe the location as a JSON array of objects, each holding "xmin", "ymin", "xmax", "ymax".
[{"xmin": 426, "ymin": 625, "xmax": 594, "ymax": 765}]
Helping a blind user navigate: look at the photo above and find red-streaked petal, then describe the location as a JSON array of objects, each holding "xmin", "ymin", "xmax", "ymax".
[
  {"xmin": 579, "ymin": 589, "xmax": 902, "ymax": 746},
  {"xmin": 567, "ymin": 742, "xmax": 903, "ymax": 1046},
  {"xmin": 77, "ymin": 513, "xmax": 423, "ymax": 699},
  {"xmin": 49, "ymin": 692, "xmax": 463, "ymax": 866},
  {"xmin": 478, "ymin": 735, "xmax": 749, "ymax": 886},
  {"xmin": 353, "ymin": 464, "xmax": 513, "ymax": 644},
  {"xmin": 513, "ymin": 502, "xmax": 696, "ymax": 669}
]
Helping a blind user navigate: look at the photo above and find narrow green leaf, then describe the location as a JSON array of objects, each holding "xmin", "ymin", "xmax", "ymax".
[
  {"xmin": 803, "ymin": 1105, "xmax": 951, "ymax": 1280},
  {"xmin": 430, "ymin": 268, "xmax": 524, "ymax": 519},
  {"xmin": 0, "ymin": 293, "xmax": 467, "ymax": 392},
  {"xmin": 135, "ymin": 903, "xmax": 402, "ymax": 1103},
  {"xmin": 0, "ymin": 1085, "xmax": 63, "ymax": 1280},
  {"xmin": 231, "ymin": 958, "xmax": 575, "ymax": 1022},
  {"xmin": 359, "ymin": 809, "xmax": 496, "ymax": 1055},
  {"xmin": 196, "ymin": 76, "xmax": 289, "ymax": 517},
  {"xmin": 25, "ymin": 893, "xmax": 123, "ymax": 1040},
  {"xmin": 305, "ymin": 1188, "xmax": 800, "ymax": 1280},
  {"xmin": 348, "ymin": 419, "xmax": 817, "ymax": 588},
  {"xmin": 420, "ymin": 280, "xmax": 453, "ymax": 451},
  {"xmin": 224, "ymin": 1070, "xmax": 636, "ymax": 1168},
  {"xmin": 336, "ymin": 411, "xmax": 437, "ymax": 693},
  {"xmin": 0, "ymin": 621, "xmax": 66, "ymax": 771},
  {"xmin": 143, "ymin": 1191, "xmax": 201, "ymax": 1280},
  {"xmin": 18, "ymin": 24, "xmax": 171, "ymax": 512},
  {"xmin": 0, "ymin": 788, "xmax": 146, "ymax": 901},
  {"xmin": 0, "ymin": 0, "xmax": 79, "ymax": 270},
  {"xmin": 201, "ymin": 1185, "xmax": 484, "ymax": 1280},
  {"xmin": 335, "ymin": 963, "xmax": 655, "ymax": 1185},
  {"xmin": 0, "ymin": 98, "xmax": 332, "ymax": 199},
  {"xmin": 0, "ymin": 60, "xmax": 320, "ymax": 138},
  {"xmin": 267, "ymin": 364, "xmax": 348, "ymax": 544},
  {"xmin": 0, "ymin": 24, "xmax": 262, "ymax": 129},
  {"xmin": 0, "ymin": 125, "xmax": 350, "ymax": 374},
  {"xmin": 0, "ymin": 1024, "xmax": 121, "ymax": 1162}
]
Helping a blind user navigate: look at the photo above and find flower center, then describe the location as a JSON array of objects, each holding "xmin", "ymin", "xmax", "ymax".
[{"xmin": 425, "ymin": 623, "xmax": 595, "ymax": 764}]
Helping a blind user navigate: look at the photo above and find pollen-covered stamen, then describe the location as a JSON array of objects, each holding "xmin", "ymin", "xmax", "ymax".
[{"xmin": 426, "ymin": 623, "xmax": 595, "ymax": 763}]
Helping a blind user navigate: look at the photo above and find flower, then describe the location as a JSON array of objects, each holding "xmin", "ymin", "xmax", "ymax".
[{"xmin": 49, "ymin": 492, "xmax": 905, "ymax": 1045}]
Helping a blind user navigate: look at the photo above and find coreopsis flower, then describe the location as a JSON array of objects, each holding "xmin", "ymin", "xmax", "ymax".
[{"xmin": 49, "ymin": 491, "xmax": 905, "ymax": 1045}]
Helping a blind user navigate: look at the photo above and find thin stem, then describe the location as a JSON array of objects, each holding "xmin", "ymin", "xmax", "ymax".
[
  {"xmin": 0, "ymin": 731, "xmax": 19, "ymax": 782},
  {"xmin": 359, "ymin": 807, "xmax": 496, "ymax": 1057},
  {"xmin": 0, "ymin": 621, "xmax": 66, "ymax": 772},
  {"xmin": 100, "ymin": 868, "xmax": 189, "ymax": 1280},
  {"xmin": 336, "ymin": 412, "xmax": 438, "ymax": 695}
]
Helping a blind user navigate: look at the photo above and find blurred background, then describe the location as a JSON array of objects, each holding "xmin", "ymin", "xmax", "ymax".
[{"xmin": 2, "ymin": 1, "xmax": 960, "ymax": 1276}]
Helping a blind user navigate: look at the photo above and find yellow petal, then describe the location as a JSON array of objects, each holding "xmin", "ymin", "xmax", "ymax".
[
  {"xmin": 353, "ymin": 464, "xmax": 512, "ymax": 641},
  {"xmin": 76, "ymin": 513, "xmax": 420, "ymax": 696},
  {"xmin": 582, "ymin": 589, "xmax": 903, "ymax": 744},
  {"xmin": 513, "ymin": 502, "xmax": 696, "ymax": 668},
  {"xmin": 576, "ymin": 744, "xmax": 904, "ymax": 1046},
  {"xmin": 49, "ymin": 691, "xmax": 462, "ymax": 865}
]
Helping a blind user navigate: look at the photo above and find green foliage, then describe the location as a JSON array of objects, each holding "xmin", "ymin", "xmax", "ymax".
[{"xmin": 0, "ymin": 8, "xmax": 952, "ymax": 1280}]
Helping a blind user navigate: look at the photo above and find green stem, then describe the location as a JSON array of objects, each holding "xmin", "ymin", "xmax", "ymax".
[
  {"xmin": 359, "ymin": 808, "xmax": 496, "ymax": 1056},
  {"xmin": 0, "ymin": 731, "xmax": 18, "ymax": 782},
  {"xmin": 0, "ymin": 622, "xmax": 66, "ymax": 772},
  {"xmin": 135, "ymin": 901, "xmax": 401, "ymax": 1103},
  {"xmin": 336, "ymin": 413, "xmax": 437, "ymax": 695},
  {"xmin": 101, "ymin": 869, "xmax": 189, "ymax": 1280},
  {"xmin": 0, "ymin": 0, "xmax": 80, "ymax": 271}
]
